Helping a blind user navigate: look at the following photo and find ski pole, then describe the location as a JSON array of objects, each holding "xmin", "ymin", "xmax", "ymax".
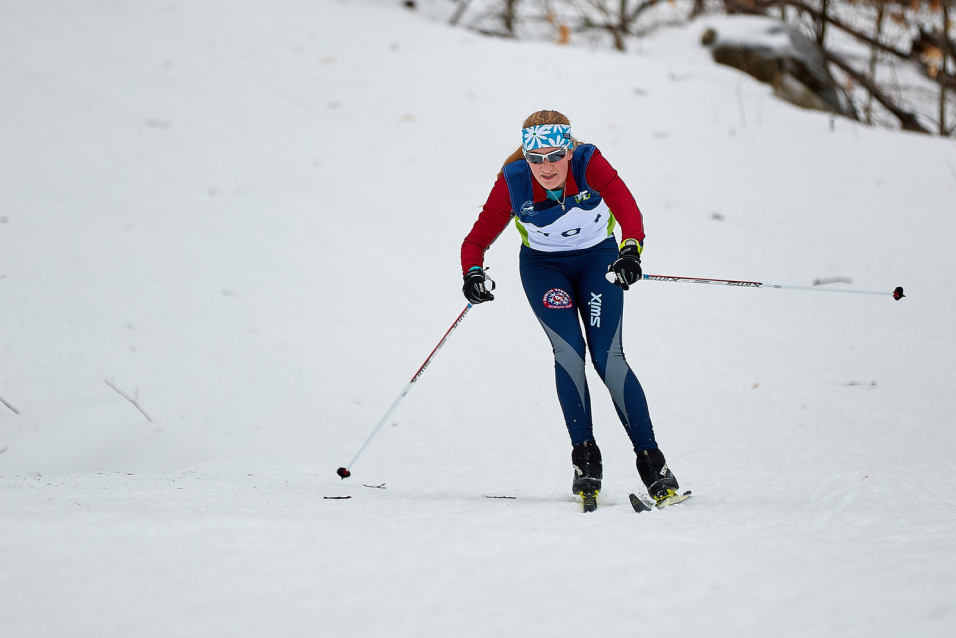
[
  {"xmin": 607, "ymin": 272, "xmax": 905, "ymax": 301},
  {"xmin": 337, "ymin": 304, "xmax": 473, "ymax": 479}
]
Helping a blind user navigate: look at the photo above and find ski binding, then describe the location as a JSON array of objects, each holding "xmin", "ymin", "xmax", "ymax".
[
  {"xmin": 579, "ymin": 490, "xmax": 598, "ymax": 513},
  {"xmin": 629, "ymin": 490, "xmax": 692, "ymax": 512}
]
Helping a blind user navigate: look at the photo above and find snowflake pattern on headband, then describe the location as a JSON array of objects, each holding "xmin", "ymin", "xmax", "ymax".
[{"xmin": 522, "ymin": 124, "xmax": 572, "ymax": 151}]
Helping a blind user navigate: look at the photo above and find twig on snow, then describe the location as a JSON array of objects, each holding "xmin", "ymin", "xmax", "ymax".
[
  {"xmin": 812, "ymin": 276, "xmax": 853, "ymax": 286},
  {"xmin": 0, "ymin": 395, "xmax": 19, "ymax": 415},
  {"xmin": 104, "ymin": 379, "xmax": 152, "ymax": 422}
]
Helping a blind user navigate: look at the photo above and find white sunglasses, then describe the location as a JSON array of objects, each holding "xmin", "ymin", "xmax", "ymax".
[{"xmin": 524, "ymin": 148, "xmax": 568, "ymax": 164}]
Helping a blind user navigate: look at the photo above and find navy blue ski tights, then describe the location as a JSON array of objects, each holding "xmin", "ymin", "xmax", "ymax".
[{"xmin": 519, "ymin": 237, "xmax": 658, "ymax": 452}]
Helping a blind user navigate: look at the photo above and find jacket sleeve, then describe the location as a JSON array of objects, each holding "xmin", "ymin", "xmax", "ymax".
[
  {"xmin": 460, "ymin": 174, "xmax": 514, "ymax": 275},
  {"xmin": 586, "ymin": 149, "xmax": 645, "ymax": 250}
]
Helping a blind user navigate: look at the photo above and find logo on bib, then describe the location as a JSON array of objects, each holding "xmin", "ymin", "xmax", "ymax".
[
  {"xmin": 520, "ymin": 200, "xmax": 536, "ymax": 217},
  {"xmin": 543, "ymin": 289, "xmax": 572, "ymax": 309}
]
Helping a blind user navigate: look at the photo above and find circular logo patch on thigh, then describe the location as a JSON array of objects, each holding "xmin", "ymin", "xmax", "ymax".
[{"xmin": 543, "ymin": 288, "xmax": 572, "ymax": 309}]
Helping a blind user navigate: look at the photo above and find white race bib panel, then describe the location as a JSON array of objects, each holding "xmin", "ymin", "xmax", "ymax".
[{"xmin": 514, "ymin": 200, "xmax": 616, "ymax": 252}]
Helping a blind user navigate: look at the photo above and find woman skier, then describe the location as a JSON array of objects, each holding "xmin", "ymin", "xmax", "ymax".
[{"xmin": 460, "ymin": 110, "xmax": 682, "ymax": 512}]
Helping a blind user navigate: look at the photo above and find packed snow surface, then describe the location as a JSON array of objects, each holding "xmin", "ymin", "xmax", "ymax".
[{"xmin": 2, "ymin": 1, "xmax": 955, "ymax": 636}]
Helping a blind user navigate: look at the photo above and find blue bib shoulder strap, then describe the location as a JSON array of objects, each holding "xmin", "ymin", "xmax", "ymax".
[
  {"xmin": 569, "ymin": 143, "xmax": 596, "ymax": 195},
  {"xmin": 502, "ymin": 160, "xmax": 533, "ymax": 215}
]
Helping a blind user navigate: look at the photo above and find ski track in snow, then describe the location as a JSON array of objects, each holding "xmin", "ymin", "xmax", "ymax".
[{"xmin": 2, "ymin": 1, "xmax": 955, "ymax": 637}]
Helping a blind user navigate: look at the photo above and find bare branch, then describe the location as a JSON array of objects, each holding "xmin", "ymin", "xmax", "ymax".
[
  {"xmin": 104, "ymin": 379, "xmax": 153, "ymax": 422},
  {"xmin": 751, "ymin": 0, "xmax": 915, "ymax": 64},
  {"xmin": 449, "ymin": 0, "xmax": 474, "ymax": 26},
  {"xmin": 940, "ymin": 0, "xmax": 956, "ymax": 68},
  {"xmin": 627, "ymin": 0, "xmax": 663, "ymax": 23},
  {"xmin": 586, "ymin": 0, "xmax": 614, "ymax": 21},
  {"xmin": 823, "ymin": 49, "xmax": 930, "ymax": 133}
]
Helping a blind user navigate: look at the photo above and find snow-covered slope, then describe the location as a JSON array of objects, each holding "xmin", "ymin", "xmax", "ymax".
[{"xmin": 2, "ymin": 1, "xmax": 955, "ymax": 637}]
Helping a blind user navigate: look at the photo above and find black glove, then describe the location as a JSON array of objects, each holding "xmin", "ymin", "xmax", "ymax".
[
  {"xmin": 609, "ymin": 240, "xmax": 643, "ymax": 291},
  {"xmin": 463, "ymin": 268, "xmax": 495, "ymax": 304}
]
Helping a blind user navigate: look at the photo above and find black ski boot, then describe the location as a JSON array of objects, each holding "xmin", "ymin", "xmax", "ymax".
[
  {"xmin": 635, "ymin": 448, "xmax": 680, "ymax": 503},
  {"xmin": 572, "ymin": 440, "xmax": 602, "ymax": 512}
]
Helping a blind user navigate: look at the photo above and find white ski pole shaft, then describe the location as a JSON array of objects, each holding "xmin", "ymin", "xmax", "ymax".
[
  {"xmin": 337, "ymin": 304, "xmax": 473, "ymax": 479},
  {"xmin": 607, "ymin": 272, "xmax": 905, "ymax": 301}
]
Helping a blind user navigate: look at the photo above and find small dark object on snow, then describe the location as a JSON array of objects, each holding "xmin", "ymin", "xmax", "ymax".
[
  {"xmin": 893, "ymin": 286, "xmax": 905, "ymax": 301},
  {"xmin": 324, "ymin": 496, "xmax": 352, "ymax": 500},
  {"xmin": 484, "ymin": 495, "xmax": 516, "ymax": 499},
  {"xmin": 363, "ymin": 483, "xmax": 386, "ymax": 489},
  {"xmin": 337, "ymin": 467, "xmax": 351, "ymax": 479}
]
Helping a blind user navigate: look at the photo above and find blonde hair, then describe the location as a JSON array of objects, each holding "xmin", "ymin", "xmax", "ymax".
[{"xmin": 498, "ymin": 110, "xmax": 581, "ymax": 178}]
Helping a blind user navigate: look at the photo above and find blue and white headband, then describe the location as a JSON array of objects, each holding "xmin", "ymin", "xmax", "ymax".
[{"xmin": 522, "ymin": 124, "xmax": 573, "ymax": 151}]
